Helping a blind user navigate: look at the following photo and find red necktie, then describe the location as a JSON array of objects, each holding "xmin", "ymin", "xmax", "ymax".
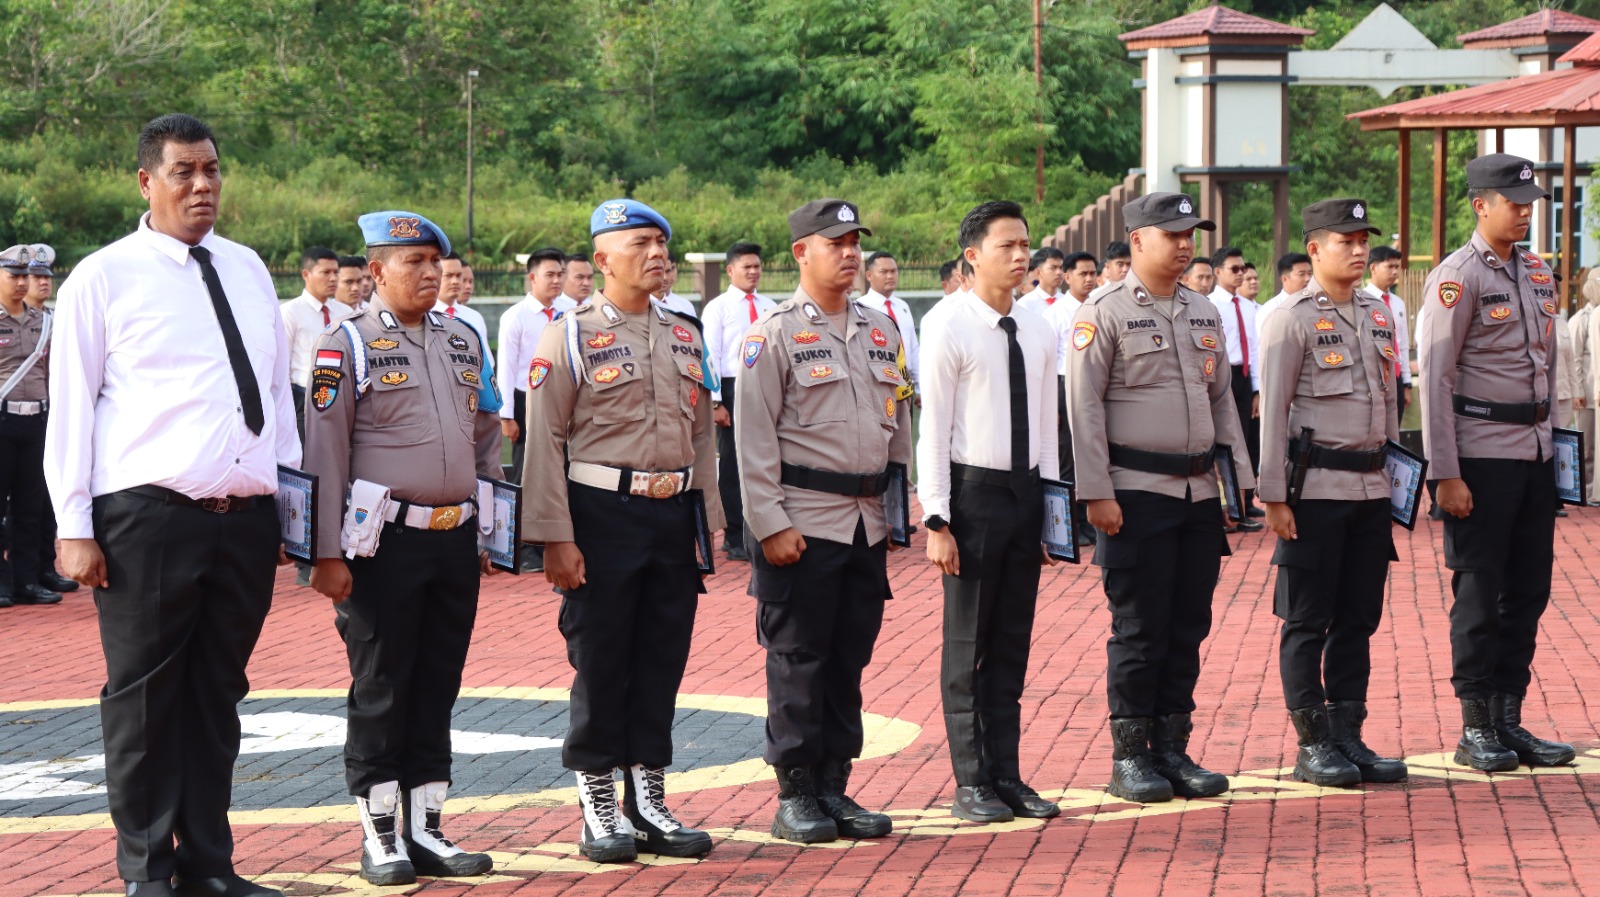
[
  {"xmin": 883, "ymin": 300, "xmax": 897, "ymax": 324},
  {"xmin": 543, "ymin": 307, "xmax": 554, "ymax": 322},
  {"xmin": 447, "ymin": 306, "xmax": 456, "ymax": 318},
  {"xmin": 746, "ymin": 294, "xmax": 758, "ymax": 323},
  {"xmin": 1384, "ymin": 293, "xmax": 1402, "ymax": 379},
  {"xmin": 1232, "ymin": 296, "xmax": 1250, "ymax": 377},
  {"xmin": 321, "ymin": 305, "xmax": 330, "ymax": 326}
]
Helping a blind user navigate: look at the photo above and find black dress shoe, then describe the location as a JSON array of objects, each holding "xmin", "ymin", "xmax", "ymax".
[
  {"xmin": 12, "ymin": 583, "xmax": 61, "ymax": 605},
  {"xmin": 126, "ymin": 882, "xmax": 177, "ymax": 897},
  {"xmin": 0, "ymin": 591, "xmax": 12, "ymax": 609},
  {"xmin": 520, "ymin": 545, "xmax": 545, "ymax": 573},
  {"xmin": 173, "ymin": 874, "xmax": 283, "ymax": 897},
  {"xmin": 726, "ymin": 545, "xmax": 750, "ymax": 562},
  {"xmin": 951, "ymin": 784, "xmax": 1014, "ymax": 823},
  {"xmin": 992, "ymin": 778, "xmax": 1060, "ymax": 819},
  {"xmin": 1556, "ymin": 508, "xmax": 1569, "ymax": 518},
  {"xmin": 38, "ymin": 571, "xmax": 79, "ymax": 592},
  {"xmin": 1233, "ymin": 519, "xmax": 1265, "ymax": 533}
]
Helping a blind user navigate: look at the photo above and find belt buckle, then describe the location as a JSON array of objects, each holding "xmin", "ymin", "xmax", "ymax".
[
  {"xmin": 428, "ymin": 506, "xmax": 461, "ymax": 530},
  {"xmin": 647, "ymin": 473, "xmax": 679, "ymax": 499},
  {"xmin": 201, "ymin": 497, "xmax": 231, "ymax": 513}
]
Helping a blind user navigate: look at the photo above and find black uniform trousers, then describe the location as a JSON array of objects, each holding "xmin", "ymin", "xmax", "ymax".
[
  {"xmin": 1230, "ymin": 366, "xmax": 1260, "ymax": 472},
  {"xmin": 0, "ymin": 411, "xmax": 47, "ymax": 590},
  {"xmin": 751, "ymin": 517, "xmax": 888, "ymax": 767},
  {"xmin": 717, "ymin": 378, "xmax": 745, "ymax": 546},
  {"xmin": 1097, "ymin": 490, "xmax": 1227, "ymax": 719},
  {"xmin": 560, "ymin": 482, "xmax": 701, "ymax": 771},
  {"xmin": 1271, "ymin": 498, "xmax": 1394, "ymax": 710},
  {"xmin": 91, "ymin": 490, "xmax": 278, "ymax": 882},
  {"xmin": 338, "ymin": 521, "xmax": 480, "ymax": 795},
  {"xmin": 941, "ymin": 474, "xmax": 1043, "ymax": 786},
  {"xmin": 509, "ymin": 388, "xmax": 529, "ymax": 482},
  {"xmin": 1442, "ymin": 457, "xmax": 1557, "ymax": 700},
  {"xmin": 291, "ymin": 384, "xmax": 307, "ymax": 447}
]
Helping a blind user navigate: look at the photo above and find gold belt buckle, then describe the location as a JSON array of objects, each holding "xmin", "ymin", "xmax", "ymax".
[
  {"xmin": 428, "ymin": 506, "xmax": 461, "ymax": 530},
  {"xmin": 647, "ymin": 473, "xmax": 679, "ymax": 499}
]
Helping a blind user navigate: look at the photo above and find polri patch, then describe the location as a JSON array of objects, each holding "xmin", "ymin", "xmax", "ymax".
[
  {"xmin": 310, "ymin": 366, "xmax": 341, "ymax": 412},
  {"xmin": 743, "ymin": 335, "xmax": 766, "ymax": 368},
  {"xmin": 1438, "ymin": 281, "xmax": 1462, "ymax": 308},
  {"xmin": 529, "ymin": 358, "xmax": 551, "ymax": 389},
  {"xmin": 1072, "ymin": 322, "xmax": 1096, "ymax": 350}
]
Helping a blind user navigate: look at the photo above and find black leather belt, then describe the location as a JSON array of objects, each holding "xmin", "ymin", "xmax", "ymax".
[
  {"xmin": 951, "ymin": 462, "xmax": 1040, "ymax": 489},
  {"xmin": 1109, "ymin": 443, "xmax": 1216, "ymax": 477},
  {"xmin": 780, "ymin": 462, "xmax": 890, "ymax": 497},
  {"xmin": 125, "ymin": 484, "xmax": 262, "ymax": 514},
  {"xmin": 1452, "ymin": 395, "xmax": 1549, "ymax": 424},
  {"xmin": 1305, "ymin": 444, "xmax": 1386, "ymax": 473}
]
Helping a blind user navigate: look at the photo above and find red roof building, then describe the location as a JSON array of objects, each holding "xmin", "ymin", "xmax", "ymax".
[
  {"xmin": 1458, "ymin": 9, "xmax": 1600, "ymax": 49},
  {"xmin": 1120, "ymin": 4, "xmax": 1312, "ymax": 50}
]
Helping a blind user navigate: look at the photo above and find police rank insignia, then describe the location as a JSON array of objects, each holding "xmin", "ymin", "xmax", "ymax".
[
  {"xmin": 1531, "ymin": 272, "xmax": 1552, "ymax": 284},
  {"xmin": 673, "ymin": 325, "xmax": 694, "ymax": 342},
  {"xmin": 1371, "ymin": 310, "xmax": 1388, "ymax": 327},
  {"xmin": 310, "ymin": 366, "xmax": 341, "ymax": 411},
  {"xmin": 885, "ymin": 396, "xmax": 895, "ymax": 419},
  {"xmin": 594, "ymin": 367, "xmax": 622, "ymax": 384},
  {"xmin": 802, "ymin": 303, "xmax": 822, "ymax": 323},
  {"xmin": 463, "ymin": 370, "xmax": 480, "ymax": 385},
  {"xmin": 529, "ymin": 358, "xmax": 551, "ymax": 389},
  {"xmin": 793, "ymin": 330, "xmax": 821, "ymax": 344},
  {"xmin": 1072, "ymin": 322, "xmax": 1096, "ymax": 350},
  {"xmin": 379, "ymin": 371, "xmax": 408, "ymax": 386},
  {"xmin": 601, "ymin": 304, "xmax": 622, "ymax": 325},
  {"xmin": 1438, "ymin": 281, "xmax": 1463, "ymax": 308},
  {"xmin": 1489, "ymin": 306, "xmax": 1512, "ymax": 320},
  {"xmin": 1152, "ymin": 334, "xmax": 1165, "ymax": 349},
  {"xmin": 1323, "ymin": 352, "xmax": 1345, "ymax": 365},
  {"xmin": 467, "ymin": 393, "xmax": 478, "ymax": 413},
  {"xmin": 809, "ymin": 365, "xmax": 833, "ymax": 379},
  {"xmin": 870, "ymin": 328, "xmax": 888, "ymax": 347},
  {"xmin": 448, "ymin": 334, "xmax": 470, "ymax": 351},
  {"xmin": 1381, "ymin": 345, "xmax": 1397, "ymax": 360},
  {"xmin": 743, "ymin": 335, "xmax": 766, "ymax": 368},
  {"xmin": 1200, "ymin": 334, "xmax": 1219, "ymax": 348},
  {"xmin": 1203, "ymin": 355, "xmax": 1216, "ymax": 377},
  {"xmin": 366, "ymin": 338, "xmax": 399, "ymax": 351},
  {"xmin": 587, "ymin": 331, "xmax": 616, "ymax": 349}
]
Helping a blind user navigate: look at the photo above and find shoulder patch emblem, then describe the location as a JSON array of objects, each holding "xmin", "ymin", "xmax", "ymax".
[
  {"xmin": 870, "ymin": 327, "xmax": 888, "ymax": 347},
  {"xmin": 1371, "ymin": 310, "xmax": 1388, "ymax": 327},
  {"xmin": 587, "ymin": 331, "xmax": 616, "ymax": 349},
  {"xmin": 1489, "ymin": 306, "xmax": 1512, "ymax": 320},
  {"xmin": 809, "ymin": 365, "xmax": 834, "ymax": 379},
  {"xmin": 366, "ymin": 338, "xmax": 398, "ymax": 351},
  {"xmin": 672, "ymin": 325, "xmax": 694, "ymax": 342},
  {"xmin": 529, "ymin": 358, "xmax": 551, "ymax": 389},
  {"xmin": 448, "ymin": 333, "xmax": 470, "ymax": 351},
  {"xmin": 1438, "ymin": 281, "xmax": 1462, "ymax": 308},
  {"xmin": 594, "ymin": 367, "xmax": 622, "ymax": 384},
  {"xmin": 310, "ymin": 366, "xmax": 341, "ymax": 412},
  {"xmin": 1323, "ymin": 352, "xmax": 1345, "ymax": 366},
  {"xmin": 743, "ymin": 335, "xmax": 766, "ymax": 368},
  {"xmin": 1072, "ymin": 322, "xmax": 1097, "ymax": 350},
  {"xmin": 1524, "ymin": 252, "xmax": 1543, "ymax": 268},
  {"xmin": 792, "ymin": 330, "xmax": 821, "ymax": 344},
  {"xmin": 379, "ymin": 371, "xmax": 408, "ymax": 386},
  {"xmin": 1200, "ymin": 333, "xmax": 1218, "ymax": 348}
]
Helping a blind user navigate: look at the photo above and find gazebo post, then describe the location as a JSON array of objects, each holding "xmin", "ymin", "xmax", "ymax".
[
  {"xmin": 1562, "ymin": 123, "xmax": 1578, "ymax": 311},
  {"xmin": 1495, "ymin": 128, "xmax": 1506, "ymax": 153},
  {"xmin": 1398, "ymin": 130, "xmax": 1412, "ymax": 268},
  {"xmin": 1432, "ymin": 128, "xmax": 1448, "ymax": 266}
]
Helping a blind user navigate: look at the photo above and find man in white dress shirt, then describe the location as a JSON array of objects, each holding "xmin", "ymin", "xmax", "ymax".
[
  {"xmin": 435, "ymin": 252, "xmax": 489, "ymax": 346},
  {"xmin": 335, "ymin": 256, "xmax": 369, "ymax": 315},
  {"xmin": 919, "ymin": 201, "xmax": 1061, "ymax": 824},
  {"xmin": 282, "ymin": 245, "xmax": 355, "ymax": 440},
  {"xmin": 1044, "ymin": 251, "xmax": 1097, "ymax": 544},
  {"xmin": 1254, "ymin": 252, "xmax": 1312, "ymax": 336},
  {"xmin": 939, "ymin": 259, "xmax": 960, "ymax": 295},
  {"xmin": 1101, "ymin": 241, "xmax": 1132, "ymax": 287},
  {"xmin": 496, "ymin": 247, "xmax": 572, "ymax": 485},
  {"xmin": 563, "ymin": 253, "xmax": 595, "ymax": 305},
  {"xmin": 656, "ymin": 253, "xmax": 698, "ymax": 318},
  {"xmin": 1017, "ymin": 248, "xmax": 1065, "ymax": 315},
  {"xmin": 45, "ymin": 113, "xmax": 298, "ymax": 897},
  {"xmin": 1359, "ymin": 245, "xmax": 1414, "ymax": 424},
  {"xmin": 701, "ymin": 242, "xmax": 772, "ymax": 561},
  {"xmin": 1208, "ymin": 246, "xmax": 1265, "ymax": 524},
  {"xmin": 857, "ymin": 251, "xmax": 919, "ymax": 392}
]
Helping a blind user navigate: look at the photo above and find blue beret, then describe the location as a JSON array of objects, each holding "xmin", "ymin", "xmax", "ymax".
[
  {"xmin": 590, "ymin": 199, "xmax": 671, "ymax": 241},
  {"xmin": 357, "ymin": 210, "xmax": 451, "ymax": 256}
]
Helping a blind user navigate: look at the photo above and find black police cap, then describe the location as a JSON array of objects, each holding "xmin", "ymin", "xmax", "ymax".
[
  {"xmin": 1122, "ymin": 192, "xmax": 1216, "ymax": 234},
  {"xmin": 789, "ymin": 199, "xmax": 873, "ymax": 242},
  {"xmin": 1465, "ymin": 153, "xmax": 1549, "ymax": 204},
  {"xmin": 1301, "ymin": 198, "xmax": 1382, "ymax": 237}
]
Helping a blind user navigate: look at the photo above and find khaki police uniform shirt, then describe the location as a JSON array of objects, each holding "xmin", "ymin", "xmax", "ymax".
[
  {"xmin": 0, "ymin": 305, "xmax": 48, "ymax": 402},
  {"xmin": 304, "ymin": 297, "xmax": 502, "ymax": 559},
  {"xmin": 1257, "ymin": 279, "xmax": 1399, "ymax": 503},
  {"xmin": 736, "ymin": 290, "xmax": 913, "ymax": 546},
  {"xmin": 1067, "ymin": 272, "xmax": 1255, "ymax": 501},
  {"xmin": 1419, "ymin": 232, "xmax": 1559, "ymax": 481},
  {"xmin": 520, "ymin": 296, "xmax": 725, "ymax": 543}
]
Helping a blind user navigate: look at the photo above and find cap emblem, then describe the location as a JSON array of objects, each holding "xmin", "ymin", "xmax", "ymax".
[
  {"xmin": 1353, "ymin": 204, "xmax": 1365, "ymax": 219},
  {"xmin": 1520, "ymin": 165, "xmax": 1533, "ymax": 181},
  {"xmin": 1178, "ymin": 198, "xmax": 1193, "ymax": 215},
  {"xmin": 388, "ymin": 217, "xmax": 422, "ymax": 239},
  {"xmin": 603, "ymin": 202, "xmax": 628, "ymax": 225},
  {"xmin": 837, "ymin": 205, "xmax": 855, "ymax": 222}
]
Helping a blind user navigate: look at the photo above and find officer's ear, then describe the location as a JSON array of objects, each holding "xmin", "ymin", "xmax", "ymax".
[
  {"xmin": 592, "ymin": 249, "xmax": 612, "ymax": 278},
  {"xmin": 791, "ymin": 239, "xmax": 808, "ymax": 265}
]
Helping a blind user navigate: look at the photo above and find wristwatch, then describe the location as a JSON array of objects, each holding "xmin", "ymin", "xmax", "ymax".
[{"xmin": 924, "ymin": 515, "xmax": 948, "ymax": 532}]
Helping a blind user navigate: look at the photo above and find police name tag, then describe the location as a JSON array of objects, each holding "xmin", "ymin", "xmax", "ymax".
[{"xmin": 276, "ymin": 465, "xmax": 319, "ymax": 563}]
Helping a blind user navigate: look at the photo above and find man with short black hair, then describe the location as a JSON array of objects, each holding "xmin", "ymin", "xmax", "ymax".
[
  {"xmin": 335, "ymin": 256, "xmax": 368, "ymax": 314},
  {"xmin": 563, "ymin": 253, "xmax": 596, "ymax": 305},
  {"xmin": 1045, "ymin": 251, "xmax": 1098, "ymax": 538},
  {"xmin": 701, "ymin": 242, "xmax": 771, "ymax": 561},
  {"xmin": 1101, "ymin": 241, "xmax": 1132, "ymax": 286},
  {"xmin": 282, "ymin": 245, "xmax": 354, "ymax": 440},
  {"xmin": 1256, "ymin": 253, "xmax": 1314, "ymax": 334},
  {"xmin": 1361, "ymin": 245, "xmax": 1413, "ymax": 422},
  {"xmin": 1210, "ymin": 246, "xmax": 1265, "ymax": 523},
  {"xmin": 1018, "ymin": 247, "xmax": 1065, "ymax": 315},
  {"xmin": 940, "ymin": 259, "xmax": 961, "ymax": 295},
  {"xmin": 496, "ymin": 248, "xmax": 573, "ymax": 489},
  {"xmin": 859, "ymin": 251, "xmax": 919, "ymax": 392},
  {"xmin": 1181, "ymin": 258, "xmax": 1215, "ymax": 296},
  {"xmin": 1240, "ymin": 263, "xmax": 1261, "ymax": 301},
  {"xmin": 656, "ymin": 252, "xmax": 697, "ymax": 317},
  {"xmin": 435, "ymin": 253, "xmax": 489, "ymax": 347}
]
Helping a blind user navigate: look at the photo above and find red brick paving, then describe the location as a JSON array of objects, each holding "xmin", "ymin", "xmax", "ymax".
[{"xmin": 4, "ymin": 502, "xmax": 1600, "ymax": 897}]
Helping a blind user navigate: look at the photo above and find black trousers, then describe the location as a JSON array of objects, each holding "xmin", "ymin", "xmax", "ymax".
[
  {"xmin": 509, "ymin": 388, "xmax": 529, "ymax": 483},
  {"xmin": 1441, "ymin": 457, "xmax": 1557, "ymax": 699},
  {"xmin": 560, "ymin": 482, "xmax": 701, "ymax": 771},
  {"xmin": 1230, "ymin": 365, "xmax": 1261, "ymax": 476},
  {"xmin": 752, "ymin": 518, "xmax": 888, "ymax": 767},
  {"xmin": 92, "ymin": 491, "xmax": 278, "ymax": 882},
  {"xmin": 1396, "ymin": 383, "xmax": 1410, "ymax": 427},
  {"xmin": 941, "ymin": 475, "xmax": 1043, "ymax": 786},
  {"xmin": 1097, "ymin": 490, "xmax": 1228, "ymax": 719},
  {"xmin": 717, "ymin": 377, "xmax": 745, "ymax": 545},
  {"xmin": 0, "ymin": 412, "xmax": 47, "ymax": 589},
  {"xmin": 1271, "ymin": 498, "xmax": 1394, "ymax": 710},
  {"xmin": 291, "ymin": 383, "xmax": 307, "ymax": 447},
  {"xmin": 338, "ymin": 521, "xmax": 480, "ymax": 795}
]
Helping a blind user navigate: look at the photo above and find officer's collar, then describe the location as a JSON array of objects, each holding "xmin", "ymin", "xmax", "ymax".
[
  {"xmin": 1124, "ymin": 272, "xmax": 1180, "ymax": 306},
  {"xmin": 1469, "ymin": 231, "xmax": 1521, "ymax": 272}
]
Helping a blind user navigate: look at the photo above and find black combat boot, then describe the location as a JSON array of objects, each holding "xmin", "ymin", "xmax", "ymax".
[
  {"xmin": 813, "ymin": 758, "xmax": 892, "ymax": 837},
  {"xmin": 1325, "ymin": 701, "xmax": 1407, "ymax": 783},
  {"xmin": 1454, "ymin": 698, "xmax": 1519, "ymax": 772},
  {"xmin": 1149, "ymin": 713, "xmax": 1229, "ymax": 797},
  {"xmin": 402, "ymin": 782, "xmax": 493, "ymax": 876},
  {"xmin": 771, "ymin": 766, "xmax": 839, "ymax": 844},
  {"xmin": 1289, "ymin": 705, "xmax": 1361, "ymax": 787},
  {"xmin": 1490, "ymin": 694, "xmax": 1575, "ymax": 767},
  {"xmin": 622, "ymin": 764, "xmax": 713, "ymax": 857},
  {"xmin": 575, "ymin": 770, "xmax": 637, "ymax": 863},
  {"xmin": 1107, "ymin": 718, "xmax": 1174, "ymax": 804}
]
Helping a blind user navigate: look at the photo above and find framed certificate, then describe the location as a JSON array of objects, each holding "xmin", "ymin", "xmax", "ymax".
[
  {"xmin": 1554, "ymin": 427, "xmax": 1586, "ymax": 506},
  {"xmin": 1041, "ymin": 478, "xmax": 1079, "ymax": 563},
  {"xmin": 276, "ymin": 465, "xmax": 318, "ymax": 563},
  {"xmin": 1382, "ymin": 440, "xmax": 1428, "ymax": 530},
  {"xmin": 689, "ymin": 490, "xmax": 715, "ymax": 575},
  {"xmin": 1216, "ymin": 445, "xmax": 1245, "ymax": 522},
  {"xmin": 884, "ymin": 462, "xmax": 912, "ymax": 548},
  {"xmin": 476, "ymin": 476, "xmax": 522, "ymax": 574}
]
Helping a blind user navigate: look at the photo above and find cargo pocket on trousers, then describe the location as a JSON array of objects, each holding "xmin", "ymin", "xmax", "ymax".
[
  {"xmin": 1270, "ymin": 537, "xmax": 1322, "ymax": 620},
  {"xmin": 335, "ymin": 602, "xmax": 376, "ymax": 644}
]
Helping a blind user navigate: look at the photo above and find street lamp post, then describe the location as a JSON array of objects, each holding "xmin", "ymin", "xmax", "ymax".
[{"xmin": 466, "ymin": 69, "xmax": 478, "ymax": 252}]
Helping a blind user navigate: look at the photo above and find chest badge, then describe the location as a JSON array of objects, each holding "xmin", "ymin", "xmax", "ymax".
[
  {"xmin": 447, "ymin": 334, "xmax": 470, "ymax": 351},
  {"xmin": 1314, "ymin": 318, "xmax": 1335, "ymax": 331},
  {"xmin": 882, "ymin": 367, "xmax": 901, "ymax": 382},
  {"xmin": 1381, "ymin": 344, "xmax": 1396, "ymax": 360},
  {"xmin": 1530, "ymin": 272, "xmax": 1552, "ymax": 285},
  {"xmin": 1544, "ymin": 301, "xmax": 1557, "ymax": 314},
  {"xmin": 1323, "ymin": 352, "xmax": 1345, "ymax": 366},
  {"xmin": 809, "ymin": 365, "xmax": 834, "ymax": 379},
  {"xmin": 870, "ymin": 327, "xmax": 887, "ymax": 347},
  {"xmin": 1203, "ymin": 355, "xmax": 1216, "ymax": 377},
  {"xmin": 379, "ymin": 371, "xmax": 408, "ymax": 386},
  {"xmin": 1151, "ymin": 334, "xmax": 1165, "ymax": 349},
  {"xmin": 462, "ymin": 370, "xmax": 480, "ymax": 385},
  {"xmin": 1371, "ymin": 310, "xmax": 1388, "ymax": 327},
  {"xmin": 366, "ymin": 338, "xmax": 399, "ymax": 351},
  {"xmin": 885, "ymin": 396, "xmax": 895, "ymax": 419},
  {"xmin": 1072, "ymin": 322, "xmax": 1096, "ymax": 350},
  {"xmin": 594, "ymin": 367, "xmax": 622, "ymax": 384},
  {"xmin": 1489, "ymin": 306, "xmax": 1512, "ymax": 320},
  {"xmin": 1199, "ymin": 333, "xmax": 1218, "ymax": 349},
  {"xmin": 672, "ymin": 325, "xmax": 694, "ymax": 342},
  {"xmin": 688, "ymin": 362, "xmax": 703, "ymax": 380},
  {"xmin": 793, "ymin": 330, "xmax": 821, "ymax": 344},
  {"xmin": 467, "ymin": 393, "xmax": 478, "ymax": 414},
  {"xmin": 587, "ymin": 331, "xmax": 616, "ymax": 349}
]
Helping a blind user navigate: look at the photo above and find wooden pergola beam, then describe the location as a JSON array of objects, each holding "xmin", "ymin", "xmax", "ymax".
[
  {"xmin": 1432, "ymin": 128, "xmax": 1448, "ymax": 267},
  {"xmin": 1563, "ymin": 124, "xmax": 1578, "ymax": 312},
  {"xmin": 1398, "ymin": 130, "xmax": 1412, "ymax": 267}
]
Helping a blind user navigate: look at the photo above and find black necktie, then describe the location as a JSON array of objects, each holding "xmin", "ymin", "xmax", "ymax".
[
  {"xmin": 998, "ymin": 316, "xmax": 1030, "ymax": 493},
  {"xmin": 190, "ymin": 246, "xmax": 265, "ymax": 435}
]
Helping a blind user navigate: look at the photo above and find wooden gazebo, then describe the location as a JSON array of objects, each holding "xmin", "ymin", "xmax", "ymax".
[{"xmin": 1349, "ymin": 28, "xmax": 1600, "ymax": 306}]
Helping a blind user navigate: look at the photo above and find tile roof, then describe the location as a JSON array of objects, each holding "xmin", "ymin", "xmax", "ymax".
[
  {"xmin": 1458, "ymin": 9, "xmax": 1600, "ymax": 44},
  {"xmin": 1350, "ymin": 64, "xmax": 1600, "ymax": 126},
  {"xmin": 1559, "ymin": 29, "xmax": 1600, "ymax": 65},
  {"xmin": 1119, "ymin": 4, "xmax": 1313, "ymax": 44}
]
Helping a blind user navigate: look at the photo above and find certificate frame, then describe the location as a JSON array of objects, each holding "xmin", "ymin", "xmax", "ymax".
[
  {"xmin": 884, "ymin": 462, "xmax": 912, "ymax": 548},
  {"xmin": 1041, "ymin": 477, "xmax": 1080, "ymax": 564},
  {"xmin": 689, "ymin": 490, "xmax": 715, "ymax": 575},
  {"xmin": 1554, "ymin": 427, "xmax": 1587, "ymax": 507},
  {"xmin": 1382, "ymin": 439, "xmax": 1428, "ymax": 530},
  {"xmin": 476, "ymin": 476, "xmax": 522, "ymax": 574},
  {"xmin": 276, "ymin": 465, "xmax": 318, "ymax": 564},
  {"xmin": 1216, "ymin": 445, "xmax": 1245, "ymax": 522}
]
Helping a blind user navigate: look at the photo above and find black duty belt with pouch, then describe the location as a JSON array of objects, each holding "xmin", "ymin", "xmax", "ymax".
[
  {"xmin": 780, "ymin": 462, "xmax": 891, "ymax": 497},
  {"xmin": 1108, "ymin": 443, "xmax": 1217, "ymax": 477}
]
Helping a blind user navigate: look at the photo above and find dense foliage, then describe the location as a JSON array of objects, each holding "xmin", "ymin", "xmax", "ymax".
[{"xmin": 0, "ymin": 0, "xmax": 1592, "ymax": 267}]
